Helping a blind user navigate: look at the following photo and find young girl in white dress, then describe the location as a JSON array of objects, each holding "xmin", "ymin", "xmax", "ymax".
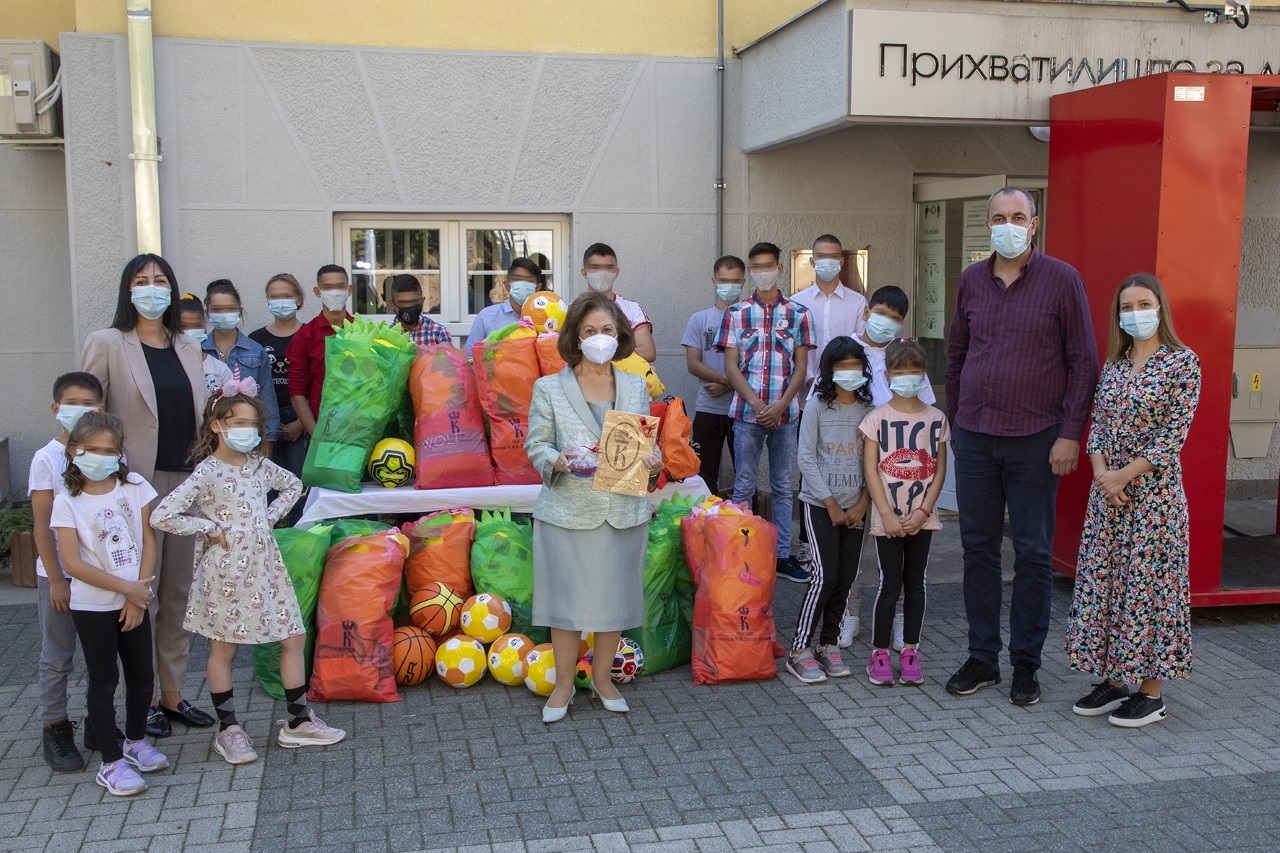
[{"xmin": 151, "ymin": 376, "xmax": 345, "ymax": 765}]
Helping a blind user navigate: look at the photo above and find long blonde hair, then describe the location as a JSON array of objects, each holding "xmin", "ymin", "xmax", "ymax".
[{"xmin": 1105, "ymin": 272, "xmax": 1187, "ymax": 363}]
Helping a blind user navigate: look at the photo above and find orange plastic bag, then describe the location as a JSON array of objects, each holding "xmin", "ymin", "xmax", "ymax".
[
  {"xmin": 683, "ymin": 513, "xmax": 779, "ymax": 685},
  {"xmin": 401, "ymin": 509, "xmax": 476, "ymax": 598},
  {"xmin": 409, "ymin": 345, "xmax": 494, "ymax": 489},
  {"xmin": 535, "ymin": 333, "xmax": 566, "ymax": 376},
  {"xmin": 649, "ymin": 397, "xmax": 701, "ymax": 488},
  {"xmin": 309, "ymin": 530, "xmax": 409, "ymax": 703},
  {"xmin": 471, "ymin": 336, "xmax": 542, "ymax": 485}
]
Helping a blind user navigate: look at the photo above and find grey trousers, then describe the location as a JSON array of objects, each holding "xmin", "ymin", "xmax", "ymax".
[
  {"xmin": 149, "ymin": 469, "xmax": 198, "ymax": 696},
  {"xmin": 37, "ymin": 576, "xmax": 78, "ymax": 725}
]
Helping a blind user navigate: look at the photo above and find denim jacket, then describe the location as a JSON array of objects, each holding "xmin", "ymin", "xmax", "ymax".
[{"xmin": 203, "ymin": 331, "xmax": 282, "ymax": 439}]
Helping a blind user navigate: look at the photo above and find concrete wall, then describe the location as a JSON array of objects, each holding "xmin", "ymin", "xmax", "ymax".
[{"xmin": 0, "ymin": 145, "xmax": 75, "ymax": 497}]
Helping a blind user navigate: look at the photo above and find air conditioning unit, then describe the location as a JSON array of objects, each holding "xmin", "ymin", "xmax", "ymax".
[{"xmin": 0, "ymin": 41, "xmax": 61, "ymax": 141}]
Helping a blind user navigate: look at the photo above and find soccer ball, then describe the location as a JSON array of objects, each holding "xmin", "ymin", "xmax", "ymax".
[
  {"xmin": 611, "ymin": 637, "xmax": 644, "ymax": 684},
  {"xmin": 574, "ymin": 655, "xmax": 593, "ymax": 690},
  {"xmin": 487, "ymin": 632, "xmax": 534, "ymax": 686},
  {"xmin": 578, "ymin": 631, "xmax": 594, "ymax": 660},
  {"xmin": 409, "ymin": 582, "xmax": 464, "ymax": 636},
  {"xmin": 521, "ymin": 292, "xmax": 568, "ymax": 334},
  {"xmin": 435, "ymin": 636, "xmax": 487, "ymax": 688},
  {"xmin": 392, "ymin": 625, "xmax": 436, "ymax": 686},
  {"xmin": 460, "ymin": 593, "xmax": 513, "ymax": 644},
  {"xmin": 368, "ymin": 438, "xmax": 415, "ymax": 488},
  {"xmin": 523, "ymin": 643, "xmax": 557, "ymax": 696}
]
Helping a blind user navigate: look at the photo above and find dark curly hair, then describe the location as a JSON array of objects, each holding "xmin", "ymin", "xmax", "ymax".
[{"xmin": 814, "ymin": 336, "xmax": 872, "ymax": 407}]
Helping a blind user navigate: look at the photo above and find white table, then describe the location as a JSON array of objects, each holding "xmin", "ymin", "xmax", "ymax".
[{"xmin": 296, "ymin": 477, "xmax": 710, "ymax": 528}]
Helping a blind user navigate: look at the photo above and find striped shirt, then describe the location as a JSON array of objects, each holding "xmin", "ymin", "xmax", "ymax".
[
  {"xmin": 945, "ymin": 248, "xmax": 1098, "ymax": 440},
  {"xmin": 714, "ymin": 292, "xmax": 814, "ymax": 425}
]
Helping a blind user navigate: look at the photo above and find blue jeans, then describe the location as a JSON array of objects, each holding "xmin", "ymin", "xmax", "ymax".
[
  {"xmin": 953, "ymin": 424, "xmax": 1059, "ymax": 669},
  {"xmin": 731, "ymin": 419, "xmax": 798, "ymax": 559}
]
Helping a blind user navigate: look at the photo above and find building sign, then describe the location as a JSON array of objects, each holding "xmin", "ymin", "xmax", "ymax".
[{"xmin": 849, "ymin": 8, "xmax": 1280, "ymax": 122}]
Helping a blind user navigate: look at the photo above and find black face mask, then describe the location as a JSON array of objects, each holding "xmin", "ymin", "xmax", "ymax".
[{"xmin": 395, "ymin": 305, "xmax": 423, "ymax": 327}]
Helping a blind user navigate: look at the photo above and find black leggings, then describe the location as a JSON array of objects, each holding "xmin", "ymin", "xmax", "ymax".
[
  {"xmin": 72, "ymin": 608, "xmax": 154, "ymax": 762},
  {"xmin": 792, "ymin": 502, "xmax": 865, "ymax": 650},
  {"xmin": 872, "ymin": 532, "xmax": 931, "ymax": 651}
]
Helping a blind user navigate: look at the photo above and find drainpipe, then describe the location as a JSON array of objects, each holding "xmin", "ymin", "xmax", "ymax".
[
  {"xmin": 126, "ymin": 0, "xmax": 162, "ymax": 254},
  {"xmin": 715, "ymin": 0, "xmax": 726, "ymax": 259}
]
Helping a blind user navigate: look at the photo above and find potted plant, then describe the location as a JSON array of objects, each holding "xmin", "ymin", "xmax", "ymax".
[{"xmin": 0, "ymin": 504, "xmax": 36, "ymax": 588}]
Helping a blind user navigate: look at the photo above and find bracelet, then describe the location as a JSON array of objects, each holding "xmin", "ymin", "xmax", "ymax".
[{"xmin": 913, "ymin": 507, "xmax": 931, "ymax": 517}]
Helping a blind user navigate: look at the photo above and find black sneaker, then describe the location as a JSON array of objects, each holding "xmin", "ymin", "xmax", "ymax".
[
  {"xmin": 82, "ymin": 717, "xmax": 125, "ymax": 754},
  {"xmin": 43, "ymin": 720, "xmax": 85, "ymax": 772},
  {"xmin": 776, "ymin": 556, "xmax": 811, "ymax": 584},
  {"xmin": 1009, "ymin": 662, "xmax": 1041, "ymax": 706},
  {"xmin": 1073, "ymin": 681, "xmax": 1130, "ymax": 717},
  {"xmin": 1108, "ymin": 693, "xmax": 1167, "ymax": 728},
  {"xmin": 945, "ymin": 657, "xmax": 1001, "ymax": 695}
]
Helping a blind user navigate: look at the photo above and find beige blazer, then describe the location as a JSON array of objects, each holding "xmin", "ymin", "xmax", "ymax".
[
  {"xmin": 524, "ymin": 366, "xmax": 657, "ymax": 531},
  {"xmin": 81, "ymin": 328, "xmax": 208, "ymax": 482}
]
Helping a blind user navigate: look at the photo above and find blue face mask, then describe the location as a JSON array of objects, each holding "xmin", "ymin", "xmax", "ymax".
[
  {"xmin": 1119, "ymin": 309, "xmax": 1160, "ymax": 341},
  {"xmin": 864, "ymin": 313, "xmax": 901, "ymax": 344},
  {"xmin": 715, "ymin": 284, "xmax": 743, "ymax": 304},
  {"xmin": 889, "ymin": 375, "xmax": 929, "ymax": 398},
  {"xmin": 990, "ymin": 222, "xmax": 1030, "ymax": 259},
  {"xmin": 223, "ymin": 427, "xmax": 261, "ymax": 453},
  {"xmin": 131, "ymin": 284, "xmax": 172, "ymax": 320},
  {"xmin": 832, "ymin": 370, "xmax": 867, "ymax": 392},
  {"xmin": 267, "ymin": 299, "xmax": 298, "ymax": 320},
  {"xmin": 509, "ymin": 281, "xmax": 537, "ymax": 307},
  {"xmin": 74, "ymin": 451, "xmax": 120, "ymax": 481},
  {"xmin": 184, "ymin": 329, "xmax": 208, "ymax": 344},
  {"xmin": 208, "ymin": 312, "xmax": 240, "ymax": 332},
  {"xmin": 814, "ymin": 258, "xmax": 842, "ymax": 283},
  {"xmin": 55, "ymin": 405, "xmax": 95, "ymax": 432}
]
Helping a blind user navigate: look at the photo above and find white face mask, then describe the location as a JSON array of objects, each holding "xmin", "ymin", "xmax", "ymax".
[
  {"xmin": 56, "ymin": 405, "xmax": 96, "ymax": 432},
  {"xmin": 585, "ymin": 270, "xmax": 618, "ymax": 293},
  {"xmin": 267, "ymin": 299, "xmax": 298, "ymax": 320},
  {"xmin": 580, "ymin": 334, "xmax": 619, "ymax": 364},
  {"xmin": 509, "ymin": 281, "xmax": 537, "ymax": 306},
  {"xmin": 990, "ymin": 222, "xmax": 1030, "ymax": 259},
  {"xmin": 319, "ymin": 289, "xmax": 349, "ymax": 311},
  {"xmin": 749, "ymin": 269, "xmax": 780, "ymax": 291}
]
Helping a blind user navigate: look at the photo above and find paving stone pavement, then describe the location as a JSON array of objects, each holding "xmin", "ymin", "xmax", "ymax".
[{"xmin": 4, "ymin": 528, "xmax": 1280, "ymax": 851}]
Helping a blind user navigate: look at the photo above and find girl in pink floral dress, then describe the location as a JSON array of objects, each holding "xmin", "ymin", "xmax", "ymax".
[
  {"xmin": 1065, "ymin": 274, "xmax": 1201, "ymax": 729},
  {"xmin": 152, "ymin": 378, "xmax": 345, "ymax": 765}
]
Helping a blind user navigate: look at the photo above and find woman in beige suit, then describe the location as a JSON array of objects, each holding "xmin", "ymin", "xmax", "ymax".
[
  {"xmin": 81, "ymin": 254, "xmax": 216, "ymax": 738},
  {"xmin": 524, "ymin": 291, "xmax": 661, "ymax": 723}
]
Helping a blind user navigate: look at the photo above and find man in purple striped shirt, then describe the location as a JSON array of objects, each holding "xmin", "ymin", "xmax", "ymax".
[{"xmin": 944, "ymin": 187, "xmax": 1099, "ymax": 707}]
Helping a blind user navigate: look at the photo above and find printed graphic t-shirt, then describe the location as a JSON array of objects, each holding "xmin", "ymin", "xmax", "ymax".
[
  {"xmin": 49, "ymin": 473, "xmax": 158, "ymax": 611},
  {"xmin": 858, "ymin": 403, "xmax": 949, "ymax": 537}
]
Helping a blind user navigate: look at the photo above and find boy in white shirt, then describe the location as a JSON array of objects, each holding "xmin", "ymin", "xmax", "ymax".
[
  {"xmin": 580, "ymin": 242, "xmax": 657, "ymax": 362},
  {"xmin": 29, "ymin": 371, "xmax": 105, "ymax": 771}
]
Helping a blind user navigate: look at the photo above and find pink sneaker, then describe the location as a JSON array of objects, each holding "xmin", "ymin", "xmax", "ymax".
[
  {"xmin": 867, "ymin": 649, "xmax": 893, "ymax": 686},
  {"xmin": 899, "ymin": 648, "xmax": 923, "ymax": 685}
]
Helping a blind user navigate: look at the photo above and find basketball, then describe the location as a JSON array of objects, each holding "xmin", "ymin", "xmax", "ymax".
[
  {"xmin": 523, "ymin": 643, "xmax": 557, "ymax": 696},
  {"xmin": 520, "ymin": 292, "xmax": 568, "ymax": 333},
  {"xmin": 392, "ymin": 625, "xmax": 436, "ymax": 686},
  {"xmin": 460, "ymin": 593, "xmax": 513, "ymax": 643},
  {"xmin": 574, "ymin": 655, "xmax": 593, "ymax": 690},
  {"xmin": 409, "ymin": 582, "xmax": 464, "ymax": 636},
  {"xmin": 487, "ymin": 632, "xmax": 534, "ymax": 686},
  {"xmin": 435, "ymin": 636, "xmax": 487, "ymax": 688},
  {"xmin": 611, "ymin": 637, "xmax": 644, "ymax": 684},
  {"xmin": 368, "ymin": 438, "xmax": 415, "ymax": 488}
]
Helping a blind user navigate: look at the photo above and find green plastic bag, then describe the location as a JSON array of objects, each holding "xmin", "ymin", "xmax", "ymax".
[
  {"xmin": 324, "ymin": 518, "xmax": 392, "ymax": 547},
  {"xmin": 469, "ymin": 508, "xmax": 545, "ymax": 644},
  {"xmin": 632, "ymin": 494, "xmax": 701, "ymax": 676},
  {"xmin": 252, "ymin": 524, "xmax": 332, "ymax": 700},
  {"xmin": 302, "ymin": 318, "xmax": 417, "ymax": 493}
]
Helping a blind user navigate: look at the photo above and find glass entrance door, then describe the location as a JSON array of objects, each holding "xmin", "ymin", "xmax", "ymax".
[{"xmin": 911, "ymin": 176, "xmax": 1046, "ymax": 511}]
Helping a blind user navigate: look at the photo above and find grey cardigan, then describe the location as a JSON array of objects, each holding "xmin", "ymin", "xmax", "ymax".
[{"xmin": 524, "ymin": 366, "xmax": 658, "ymax": 530}]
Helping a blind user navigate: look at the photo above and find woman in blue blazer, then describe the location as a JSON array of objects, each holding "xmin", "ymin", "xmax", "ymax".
[{"xmin": 524, "ymin": 292, "xmax": 661, "ymax": 722}]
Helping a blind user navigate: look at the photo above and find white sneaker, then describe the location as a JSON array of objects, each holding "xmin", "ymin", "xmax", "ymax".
[
  {"xmin": 277, "ymin": 709, "xmax": 346, "ymax": 748},
  {"xmin": 837, "ymin": 613, "xmax": 859, "ymax": 649},
  {"xmin": 213, "ymin": 725, "xmax": 258, "ymax": 765},
  {"xmin": 891, "ymin": 613, "xmax": 906, "ymax": 652}
]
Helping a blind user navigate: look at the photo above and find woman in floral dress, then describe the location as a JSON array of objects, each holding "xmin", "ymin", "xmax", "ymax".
[{"xmin": 1066, "ymin": 273, "xmax": 1201, "ymax": 729}]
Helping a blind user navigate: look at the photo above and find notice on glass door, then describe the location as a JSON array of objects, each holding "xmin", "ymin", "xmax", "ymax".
[
  {"xmin": 962, "ymin": 199, "xmax": 991, "ymax": 267},
  {"xmin": 917, "ymin": 201, "xmax": 946, "ymax": 338}
]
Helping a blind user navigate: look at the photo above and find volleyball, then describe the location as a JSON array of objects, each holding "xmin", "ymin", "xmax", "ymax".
[
  {"xmin": 435, "ymin": 636, "xmax": 487, "ymax": 688},
  {"xmin": 408, "ymin": 582, "xmax": 463, "ymax": 636},
  {"xmin": 392, "ymin": 625, "xmax": 436, "ymax": 686},
  {"xmin": 368, "ymin": 438, "xmax": 415, "ymax": 488},
  {"xmin": 460, "ymin": 593, "xmax": 513, "ymax": 644}
]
